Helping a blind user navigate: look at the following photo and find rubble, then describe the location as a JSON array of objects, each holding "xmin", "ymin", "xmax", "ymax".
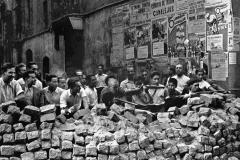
[{"xmin": 0, "ymin": 94, "xmax": 239, "ymax": 159}]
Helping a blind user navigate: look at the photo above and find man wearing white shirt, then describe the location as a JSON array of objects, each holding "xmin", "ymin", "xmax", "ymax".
[
  {"xmin": 196, "ymin": 69, "xmax": 216, "ymax": 91},
  {"xmin": 172, "ymin": 64, "xmax": 190, "ymax": 94},
  {"xmin": 95, "ymin": 64, "xmax": 108, "ymax": 102},
  {"xmin": 85, "ymin": 75, "xmax": 98, "ymax": 109}
]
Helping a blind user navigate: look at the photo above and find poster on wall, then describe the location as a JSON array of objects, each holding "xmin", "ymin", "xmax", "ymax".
[
  {"xmin": 229, "ymin": 52, "xmax": 237, "ymax": 64},
  {"xmin": 168, "ymin": 13, "xmax": 187, "ymax": 57},
  {"xmin": 124, "ymin": 27, "xmax": 136, "ymax": 60},
  {"xmin": 207, "ymin": 34, "xmax": 223, "ymax": 51},
  {"xmin": 111, "ymin": 5, "xmax": 130, "ymax": 27},
  {"xmin": 111, "ymin": 27, "xmax": 124, "ymax": 67},
  {"xmin": 211, "ymin": 51, "xmax": 228, "ymax": 81},
  {"xmin": 228, "ymin": 17, "xmax": 240, "ymax": 51},
  {"xmin": 152, "ymin": 18, "xmax": 167, "ymax": 56},
  {"xmin": 150, "ymin": 0, "xmax": 175, "ymax": 19},
  {"xmin": 176, "ymin": 0, "xmax": 188, "ymax": 13},
  {"xmin": 188, "ymin": 33, "xmax": 206, "ymax": 53},
  {"xmin": 130, "ymin": 0, "xmax": 151, "ymax": 26},
  {"xmin": 136, "ymin": 23, "xmax": 151, "ymax": 59}
]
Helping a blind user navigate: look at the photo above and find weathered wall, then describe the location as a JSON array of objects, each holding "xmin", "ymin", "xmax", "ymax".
[{"xmin": 22, "ymin": 32, "xmax": 65, "ymax": 77}]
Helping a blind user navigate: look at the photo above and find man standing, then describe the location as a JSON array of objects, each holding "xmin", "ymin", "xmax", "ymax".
[
  {"xmin": 172, "ymin": 64, "xmax": 190, "ymax": 94},
  {"xmin": 85, "ymin": 75, "xmax": 98, "ymax": 109},
  {"xmin": 0, "ymin": 63, "xmax": 24, "ymax": 104},
  {"xmin": 60, "ymin": 77, "xmax": 89, "ymax": 116},
  {"xmin": 95, "ymin": 64, "xmax": 108, "ymax": 102}
]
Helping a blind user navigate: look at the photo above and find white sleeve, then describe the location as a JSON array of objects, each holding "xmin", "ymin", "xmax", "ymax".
[{"xmin": 60, "ymin": 91, "xmax": 67, "ymax": 109}]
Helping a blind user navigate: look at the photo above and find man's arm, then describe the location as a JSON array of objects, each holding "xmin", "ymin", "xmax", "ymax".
[{"xmin": 60, "ymin": 91, "xmax": 68, "ymax": 114}]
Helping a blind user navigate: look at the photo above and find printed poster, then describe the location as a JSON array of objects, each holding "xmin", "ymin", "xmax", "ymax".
[
  {"xmin": 168, "ymin": 13, "xmax": 187, "ymax": 57},
  {"xmin": 150, "ymin": 0, "xmax": 175, "ymax": 19},
  {"xmin": 211, "ymin": 51, "xmax": 228, "ymax": 81},
  {"xmin": 176, "ymin": 0, "xmax": 188, "ymax": 13},
  {"xmin": 111, "ymin": 27, "xmax": 124, "ymax": 66},
  {"xmin": 124, "ymin": 27, "xmax": 136, "ymax": 60},
  {"xmin": 229, "ymin": 17, "xmax": 240, "ymax": 51},
  {"xmin": 229, "ymin": 52, "xmax": 237, "ymax": 64},
  {"xmin": 136, "ymin": 23, "xmax": 151, "ymax": 59},
  {"xmin": 111, "ymin": 5, "xmax": 130, "ymax": 27},
  {"xmin": 207, "ymin": 34, "xmax": 223, "ymax": 51},
  {"xmin": 152, "ymin": 18, "xmax": 168, "ymax": 56},
  {"xmin": 130, "ymin": 0, "xmax": 151, "ymax": 25}
]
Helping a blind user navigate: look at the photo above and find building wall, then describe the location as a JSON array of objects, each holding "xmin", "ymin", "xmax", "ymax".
[{"xmin": 22, "ymin": 32, "xmax": 65, "ymax": 77}]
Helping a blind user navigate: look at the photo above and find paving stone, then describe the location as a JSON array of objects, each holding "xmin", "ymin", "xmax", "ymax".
[
  {"xmin": 0, "ymin": 123, "xmax": 12, "ymax": 134},
  {"xmin": 204, "ymin": 153, "xmax": 212, "ymax": 160},
  {"xmin": 0, "ymin": 145, "xmax": 15, "ymax": 156},
  {"xmin": 26, "ymin": 139, "xmax": 41, "ymax": 151},
  {"xmin": 86, "ymin": 141, "xmax": 97, "ymax": 157},
  {"xmin": 21, "ymin": 152, "xmax": 34, "ymax": 160},
  {"xmin": 7, "ymin": 105, "xmax": 20, "ymax": 115},
  {"xmin": 108, "ymin": 155, "xmax": 119, "ymax": 160},
  {"xmin": 25, "ymin": 123, "xmax": 37, "ymax": 132},
  {"xmin": 41, "ymin": 129, "xmax": 51, "ymax": 140},
  {"xmin": 119, "ymin": 143, "xmax": 129, "ymax": 153},
  {"xmin": 108, "ymin": 140, "xmax": 119, "ymax": 155},
  {"xmin": 3, "ymin": 133, "xmax": 14, "ymax": 144},
  {"xmin": 114, "ymin": 130, "xmax": 125, "ymax": 144},
  {"xmin": 34, "ymin": 150, "xmax": 47, "ymax": 160},
  {"xmin": 73, "ymin": 109, "xmax": 91, "ymax": 120},
  {"xmin": 24, "ymin": 105, "xmax": 40, "ymax": 116},
  {"xmin": 62, "ymin": 151, "xmax": 72, "ymax": 160},
  {"xmin": 42, "ymin": 141, "xmax": 51, "ymax": 150},
  {"xmin": 125, "ymin": 127, "xmax": 138, "ymax": 143},
  {"xmin": 98, "ymin": 154, "xmax": 108, "ymax": 160},
  {"xmin": 9, "ymin": 157, "xmax": 21, "ymax": 160},
  {"xmin": 97, "ymin": 142, "xmax": 109, "ymax": 154},
  {"xmin": 74, "ymin": 133, "xmax": 85, "ymax": 145},
  {"xmin": 26, "ymin": 131, "xmax": 39, "ymax": 141},
  {"xmin": 19, "ymin": 114, "xmax": 31, "ymax": 124},
  {"xmin": 129, "ymin": 140, "xmax": 140, "ymax": 151},
  {"xmin": 40, "ymin": 104, "xmax": 56, "ymax": 114},
  {"xmin": 85, "ymin": 136, "xmax": 93, "ymax": 144},
  {"xmin": 56, "ymin": 114, "xmax": 67, "ymax": 124},
  {"xmin": 128, "ymin": 152, "xmax": 137, "ymax": 159},
  {"xmin": 14, "ymin": 144, "xmax": 26, "ymax": 153},
  {"xmin": 108, "ymin": 111, "xmax": 120, "ymax": 122},
  {"xmin": 49, "ymin": 148, "xmax": 61, "ymax": 160},
  {"xmin": 138, "ymin": 133, "xmax": 150, "ymax": 149},
  {"xmin": 179, "ymin": 105, "xmax": 190, "ymax": 115},
  {"xmin": 51, "ymin": 134, "xmax": 60, "ymax": 148},
  {"xmin": 13, "ymin": 123, "xmax": 24, "ymax": 132},
  {"xmin": 1, "ymin": 101, "xmax": 16, "ymax": 112},
  {"xmin": 40, "ymin": 122, "xmax": 53, "ymax": 130},
  {"xmin": 198, "ymin": 125, "xmax": 210, "ymax": 136},
  {"xmin": 124, "ymin": 111, "xmax": 138, "ymax": 123},
  {"xmin": 61, "ymin": 132, "xmax": 74, "ymax": 141},
  {"xmin": 153, "ymin": 140, "xmax": 163, "ymax": 149},
  {"xmin": 40, "ymin": 113, "xmax": 56, "ymax": 122},
  {"xmin": 73, "ymin": 145, "xmax": 85, "ymax": 156},
  {"xmin": 0, "ymin": 114, "xmax": 13, "ymax": 124},
  {"xmin": 198, "ymin": 107, "xmax": 212, "ymax": 117},
  {"xmin": 177, "ymin": 143, "xmax": 189, "ymax": 154},
  {"xmin": 62, "ymin": 140, "xmax": 73, "ymax": 150}
]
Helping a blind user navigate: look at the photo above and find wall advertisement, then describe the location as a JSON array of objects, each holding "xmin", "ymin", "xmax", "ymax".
[
  {"xmin": 111, "ymin": 27, "xmax": 124, "ymax": 67},
  {"xmin": 150, "ymin": 0, "xmax": 175, "ymax": 19},
  {"xmin": 111, "ymin": 5, "xmax": 130, "ymax": 27},
  {"xmin": 207, "ymin": 34, "xmax": 223, "ymax": 51},
  {"xmin": 211, "ymin": 51, "xmax": 228, "ymax": 81},
  {"xmin": 124, "ymin": 27, "xmax": 136, "ymax": 60}
]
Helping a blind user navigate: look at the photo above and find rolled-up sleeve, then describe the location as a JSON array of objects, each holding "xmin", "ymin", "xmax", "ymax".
[{"xmin": 15, "ymin": 81, "xmax": 23, "ymax": 96}]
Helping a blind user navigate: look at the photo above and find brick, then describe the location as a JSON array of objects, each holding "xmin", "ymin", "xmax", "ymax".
[
  {"xmin": 34, "ymin": 150, "xmax": 47, "ymax": 160},
  {"xmin": 114, "ymin": 130, "xmax": 125, "ymax": 144},
  {"xmin": 9, "ymin": 157, "xmax": 21, "ymax": 160},
  {"xmin": 19, "ymin": 114, "xmax": 31, "ymax": 124},
  {"xmin": 195, "ymin": 153, "xmax": 204, "ymax": 160},
  {"xmin": 0, "ymin": 145, "xmax": 14, "ymax": 156},
  {"xmin": 0, "ymin": 114, "xmax": 13, "ymax": 124},
  {"xmin": 62, "ymin": 140, "xmax": 73, "ymax": 150},
  {"xmin": 1, "ymin": 101, "xmax": 16, "ymax": 112},
  {"xmin": 40, "ymin": 113, "xmax": 56, "ymax": 122},
  {"xmin": 62, "ymin": 151, "xmax": 73, "ymax": 160},
  {"xmin": 40, "ymin": 122, "xmax": 53, "ymax": 130},
  {"xmin": 41, "ymin": 129, "xmax": 51, "ymax": 140},
  {"xmin": 25, "ymin": 123, "xmax": 37, "ymax": 132},
  {"xmin": 3, "ymin": 133, "xmax": 14, "ymax": 144},
  {"xmin": 128, "ymin": 152, "xmax": 137, "ymax": 159},
  {"xmin": 73, "ymin": 145, "xmax": 85, "ymax": 156},
  {"xmin": 204, "ymin": 153, "xmax": 212, "ymax": 160},
  {"xmin": 157, "ymin": 112, "xmax": 171, "ymax": 123},
  {"xmin": 198, "ymin": 125, "xmax": 210, "ymax": 136},
  {"xmin": 49, "ymin": 148, "xmax": 61, "ymax": 160},
  {"xmin": 73, "ymin": 109, "xmax": 90, "ymax": 120},
  {"xmin": 138, "ymin": 133, "xmax": 149, "ymax": 149},
  {"xmin": 124, "ymin": 111, "xmax": 138, "ymax": 123},
  {"xmin": 97, "ymin": 142, "xmax": 109, "ymax": 154},
  {"xmin": 24, "ymin": 105, "xmax": 40, "ymax": 116},
  {"xmin": 145, "ymin": 144, "xmax": 154, "ymax": 154},
  {"xmin": 40, "ymin": 104, "xmax": 56, "ymax": 114},
  {"xmin": 74, "ymin": 133, "xmax": 85, "ymax": 145},
  {"xmin": 129, "ymin": 140, "xmax": 140, "ymax": 151},
  {"xmin": 7, "ymin": 105, "xmax": 20, "ymax": 115},
  {"xmin": 118, "ymin": 154, "xmax": 128, "ymax": 160},
  {"xmin": 13, "ymin": 123, "xmax": 24, "ymax": 131},
  {"xmin": 75, "ymin": 125, "xmax": 88, "ymax": 136},
  {"xmin": 119, "ymin": 143, "xmax": 129, "ymax": 153},
  {"xmin": 26, "ymin": 139, "xmax": 41, "ymax": 151},
  {"xmin": 125, "ymin": 127, "xmax": 138, "ymax": 143},
  {"xmin": 14, "ymin": 145, "xmax": 26, "ymax": 153},
  {"xmin": 21, "ymin": 152, "xmax": 34, "ymax": 160},
  {"xmin": 153, "ymin": 140, "xmax": 163, "ymax": 149},
  {"xmin": 86, "ymin": 142, "xmax": 97, "ymax": 157},
  {"xmin": 56, "ymin": 114, "xmax": 67, "ymax": 123},
  {"xmin": 51, "ymin": 135, "xmax": 60, "ymax": 148},
  {"xmin": 108, "ymin": 140, "xmax": 119, "ymax": 155},
  {"xmin": 177, "ymin": 143, "xmax": 189, "ymax": 154},
  {"xmin": 85, "ymin": 136, "xmax": 93, "ymax": 144},
  {"xmin": 98, "ymin": 154, "xmax": 108, "ymax": 160},
  {"xmin": 61, "ymin": 132, "xmax": 74, "ymax": 141},
  {"xmin": 26, "ymin": 131, "xmax": 39, "ymax": 141},
  {"xmin": 0, "ymin": 123, "xmax": 12, "ymax": 134},
  {"xmin": 42, "ymin": 141, "xmax": 51, "ymax": 150}
]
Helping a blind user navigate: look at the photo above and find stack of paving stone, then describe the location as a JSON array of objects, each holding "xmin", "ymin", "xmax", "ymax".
[{"xmin": 0, "ymin": 92, "xmax": 239, "ymax": 160}]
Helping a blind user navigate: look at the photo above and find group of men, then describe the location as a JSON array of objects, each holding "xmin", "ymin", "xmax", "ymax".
[{"xmin": 0, "ymin": 61, "xmax": 223, "ymax": 116}]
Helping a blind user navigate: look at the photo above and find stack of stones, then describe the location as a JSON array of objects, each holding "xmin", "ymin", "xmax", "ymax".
[{"xmin": 0, "ymin": 93, "xmax": 239, "ymax": 160}]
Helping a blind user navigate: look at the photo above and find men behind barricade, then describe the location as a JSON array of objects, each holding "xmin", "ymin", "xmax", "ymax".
[
  {"xmin": 27, "ymin": 62, "xmax": 43, "ymax": 89},
  {"xmin": 22, "ymin": 70, "xmax": 43, "ymax": 107},
  {"xmin": 60, "ymin": 77, "xmax": 89, "ymax": 116},
  {"xmin": 196, "ymin": 69, "xmax": 217, "ymax": 92},
  {"xmin": 172, "ymin": 64, "xmax": 190, "ymax": 94},
  {"xmin": 85, "ymin": 75, "xmax": 98, "ymax": 109},
  {"xmin": 15, "ymin": 63, "xmax": 27, "ymax": 80},
  {"xmin": 164, "ymin": 78, "xmax": 180, "ymax": 99},
  {"xmin": 58, "ymin": 76, "xmax": 67, "ymax": 90},
  {"xmin": 42, "ymin": 74, "xmax": 64, "ymax": 106},
  {"xmin": 95, "ymin": 64, "xmax": 108, "ymax": 102},
  {"xmin": 0, "ymin": 63, "xmax": 24, "ymax": 104}
]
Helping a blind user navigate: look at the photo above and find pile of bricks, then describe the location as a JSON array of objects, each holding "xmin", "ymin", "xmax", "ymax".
[{"xmin": 0, "ymin": 93, "xmax": 240, "ymax": 160}]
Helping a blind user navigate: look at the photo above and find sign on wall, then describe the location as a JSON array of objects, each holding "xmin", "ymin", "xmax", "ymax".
[
  {"xmin": 130, "ymin": 0, "xmax": 151, "ymax": 25},
  {"xmin": 207, "ymin": 34, "xmax": 223, "ymax": 51},
  {"xmin": 124, "ymin": 27, "xmax": 136, "ymax": 60},
  {"xmin": 211, "ymin": 51, "xmax": 228, "ymax": 81},
  {"xmin": 150, "ymin": 0, "xmax": 175, "ymax": 19}
]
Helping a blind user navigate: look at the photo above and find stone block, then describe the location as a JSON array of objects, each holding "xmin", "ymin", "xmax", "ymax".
[
  {"xmin": 110, "ymin": 104, "xmax": 124, "ymax": 115},
  {"xmin": 86, "ymin": 142, "xmax": 97, "ymax": 157},
  {"xmin": 98, "ymin": 154, "xmax": 108, "ymax": 160},
  {"xmin": 157, "ymin": 112, "xmax": 171, "ymax": 123},
  {"xmin": 137, "ymin": 150, "xmax": 147, "ymax": 160},
  {"xmin": 129, "ymin": 140, "xmax": 140, "ymax": 151},
  {"xmin": 97, "ymin": 142, "xmax": 109, "ymax": 154},
  {"xmin": 124, "ymin": 111, "xmax": 138, "ymax": 124},
  {"xmin": 198, "ymin": 136, "xmax": 209, "ymax": 145},
  {"xmin": 56, "ymin": 114, "xmax": 67, "ymax": 124},
  {"xmin": 108, "ymin": 111, "xmax": 120, "ymax": 122},
  {"xmin": 9, "ymin": 157, "xmax": 21, "ymax": 160},
  {"xmin": 42, "ymin": 141, "xmax": 51, "ymax": 150},
  {"xmin": 179, "ymin": 105, "xmax": 190, "ymax": 115},
  {"xmin": 41, "ymin": 129, "xmax": 51, "ymax": 140},
  {"xmin": 51, "ymin": 135, "xmax": 60, "ymax": 148},
  {"xmin": 26, "ymin": 139, "xmax": 41, "ymax": 151},
  {"xmin": 200, "ymin": 116, "xmax": 211, "ymax": 128},
  {"xmin": 128, "ymin": 152, "xmax": 137, "ymax": 159},
  {"xmin": 3, "ymin": 133, "xmax": 14, "ymax": 144},
  {"xmin": 34, "ymin": 150, "xmax": 47, "ymax": 160},
  {"xmin": 145, "ymin": 144, "xmax": 154, "ymax": 154},
  {"xmin": 25, "ymin": 123, "xmax": 37, "ymax": 132},
  {"xmin": 1, "ymin": 101, "xmax": 16, "ymax": 112},
  {"xmin": 0, "ymin": 123, "xmax": 12, "ymax": 134},
  {"xmin": 13, "ymin": 123, "xmax": 24, "ymax": 132},
  {"xmin": 40, "ymin": 122, "xmax": 53, "ymax": 130},
  {"xmin": 119, "ymin": 143, "xmax": 129, "ymax": 153},
  {"xmin": 40, "ymin": 113, "xmax": 56, "ymax": 122},
  {"xmin": 204, "ymin": 153, "xmax": 212, "ymax": 160},
  {"xmin": 75, "ymin": 125, "xmax": 88, "ymax": 136},
  {"xmin": 125, "ymin": 127, "xmax": 138, "ymax": 143},
  {"xmin": 49, "ymin": 148, "xmax": 61, "ymax": 160},
  {"xmin": 62, "ymin": 140, "xmax": 73, "ymax": 150},
  {"xmin": 183, "ymin": 154, "xmax": 192, "ymax": 160},
  {"xmin": 138, "ymin": 133, "xmax": 149, "ymax": 149},
  {"xmin": 15, "ymin": 131, "xmax": 27, "ymax": 142},
  {"xmin": 14, "ymin": 145, "xmax": 26, "ymax": 153},
  {"xmin": 177, "ymin": 143, "xmax": 189, "ymax": 154},
  {"xmin": 19, "ymin": 114, "xmax": 31, "ymax": 124},
  {"xmin": 217, "ymin": 138, "xmax": 226, "ymax": 146},
  {"xmin": 118, "ymin": 154, "xmax": 129, "ymax": 160},
  {"xmin": 108, "ymin": 155, "xmax": 119, "ymax": 160},
  {"xmin": 198, "ymin": 125, "xmax": 210, "ymax": 136},
  {"xmin": 27, "ymin": 131, "xmax": 39, "ymax": 141},
  {"xmin": 73, "ymin": 109, "xmax": 90, "ymax": 120},
  {"xmin": 187, "ymin": 112, "xmax": 199, "ymax": 128},
  {"xmin": 195, "ymin": 153, "xmax": 204, "ymax": 160},
  {"xmin": 108, "ymin": 140, "xmax": 119, "ymax": 155},
  {"xmin": 72, "ymin": 157, "xmax": 84, "ymax": 160},
  {"xmin": 153, "ymin": 140, "xmax": 163, "ymax": 149},
  {"xmin": 24, "ymin": 105, "xmax": 40, "ymax": 116},
  {"xmin": 0, "ymin": 114, "xmax": 13, "ymax": 124},
  {"xmin": 62, "ymin": 151, "xmax": 72, "ymax": 160},
  {"xmin": 0, "ymin": 145, "xmax": 15, "ymax": 156},
  {"xmin": 40, "ymin": 104, "xmax": 56, "ymax": 114},
  {"xmin": 198, "ymin": 107, "xmax": 212, "ymax": 117},
  {"xmin": 73, "ymin": 145, "xmax": 85, "ymax": 156},
  {"xmin": 85, "ymin": 136, "xmax": 93, "ymax": 144},
  {"xmin": 61, "ymin": 132, "xmax": 74, "ymax": 141},
  {"xmin": 21, "ymin": 152, "xmax": 34, "ymax": 160},
  {"xmin": 7, "ymin": 105, "xmax": 20, "ymax": 115},
  {"xmin": 114, "ymin": 130, "xmax": 125, "ymax": 144},
  {"xmin": 74, "ymin": 133, "xmax": 85, "ymax": 145}
]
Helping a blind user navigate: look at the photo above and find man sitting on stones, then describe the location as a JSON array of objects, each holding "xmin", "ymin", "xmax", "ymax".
[
  {"xmin": 0, "ymin": 63, "xmax": 24, "ymax": 104},
  {"xmin": 22, "ymin": 70, "xmax": 44, "ymax": 107},
  {"xmin": 196, "ymin": 69, "xmax": 216, "ymax": 92},
  {"xmin": 85, "ymin": 74, "xmax": 98, "ymax": 109},
  {"xmin": 164, "ymin": 78, "xmax": 181, "ymax": 99},
  {"xmin": 60, "ymin": 77, "xmax": 89, "ymax": 116}
]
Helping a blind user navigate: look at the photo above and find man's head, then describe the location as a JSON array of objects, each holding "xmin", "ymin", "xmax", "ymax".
[
  {"xmin": 75, "ymin": 70, "xmax": 83, "ymax": 78},
  {"xmin": 28, "ymin": 62, "xmax": 40, "ymax": 77},
  {"xmin": 16, "ymin": 63, "xmax": 26, "ymax": 78},
  {"xmin": 58, "ymin": 77, "xmax": 67, "ymax": 89},
  {"xmin": 168, "ymin": 78, "xmax": 177, "ymax": 90},
  {"xmin": 23, "ymin": 70, "xmax": 36, "ymax": 88},
  {"xmin": 97, "ymin": 64, "xmax": 104, "ymax": 75},
  {"xmin": 1, "ymin": 63, "xmax": 15, "ymax": 83},
  {"xmin": 150, "ymin": 71, "xmax": 160, "ymax": 85},
  {"xmin": 105, "ymin": 75, "xmax": 119, "ymax": 90},
  {"xmin": 168, "ymin": 65, "xmax": 175, "ymax": 76},
  {"xmin": 87, "ymin": 75, "xmax": 97, "ymax": 88},
  {"xmin": 127, "ymin": 66, "xmax": 135, "ymax": 80},
  {"xmin": 46, "ymin": 74, "xmax": 58, "ymax": 91},
  {"xmin": 187, "ymin": 79, "xmax": 201, "ymax": 93},
  {"xmin": 142, "ymin": 70, "xmax": 148, "ymax": 79},
  {"xmin": 68, "ymin": 77, "xmax": 81, "ymax": 95},
  {"xmin": 196, "ymin": 69, "xmax": 205, "ymax": 81},
  {"xmin": 176, "ymin": 64, "xmax": 184, "ymax": 76}
]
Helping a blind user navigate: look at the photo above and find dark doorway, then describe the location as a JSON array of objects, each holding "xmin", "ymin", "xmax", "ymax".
[
  {"xmin": 43, "ymin": 56, "xmax": 49, "ymax": 79},
  {"xmin": 26, "ymin": 49, "xmax": 33, "ymax": 64}
]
